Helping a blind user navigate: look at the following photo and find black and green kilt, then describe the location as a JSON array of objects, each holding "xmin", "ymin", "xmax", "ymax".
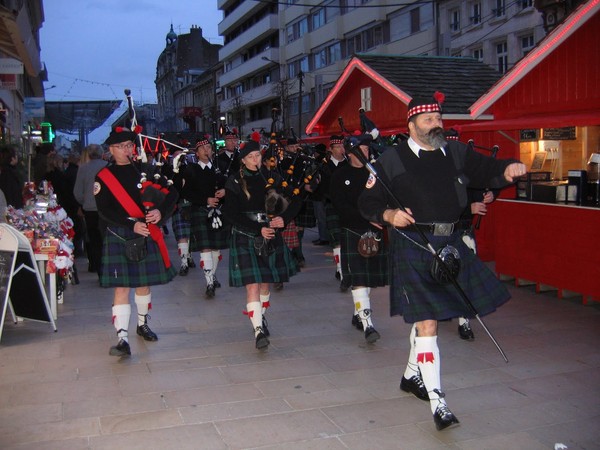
[
  {"xmin": 100, "ymin": 226, "xmax": 177, "ymax": 288},
  {"xmin": 189, "ymin": 205, "xmax": 230, "ymax": 251},
  {"xmin": 388, "ymin": 228, "xmax": 510, "ymax": 323},
  {"xmin": 171, "ymin": 206, "xmax": 191, "ymax": 241},
  {"xmin": 295, "ymin": 199, "xmax": 316, "ymax": 228},
  {"xmin": 325, "ymin": 202, "xmax": 341, "ymax": 246},
  {"xmin": 228, "ymin": 227, "xmax": 298, "ymax": 287},
  {"xmin": 340, "ymin": 228, "xmax": 388, "ymax": 288}
]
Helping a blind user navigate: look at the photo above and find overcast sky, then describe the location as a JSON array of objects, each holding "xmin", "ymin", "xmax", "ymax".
[{"xmin": 40, "ymin": 0, "xmax": 223, "ymax": 142}]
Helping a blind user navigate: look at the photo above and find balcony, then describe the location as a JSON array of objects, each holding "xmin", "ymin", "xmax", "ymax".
[
  {"xmin": 218, "ymin": 1, "xmax": 263, "ymax": 36},
  {"xmin": 219, "ymin": 48, "xmax": 279, "ymax": 88},
  {"xmin": 219, "ymin": 13, "xmax": 279, "ymax": 61}
]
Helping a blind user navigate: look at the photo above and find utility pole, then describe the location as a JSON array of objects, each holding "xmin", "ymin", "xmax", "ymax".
[{"xmin": 297, "ymin": 70, "xmax": 304, "ymax": 138}]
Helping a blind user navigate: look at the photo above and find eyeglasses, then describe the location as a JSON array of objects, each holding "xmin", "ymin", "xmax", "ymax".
[{"xmin": 111, "ymin": 142, "xmax": 134, "ymax": 150}]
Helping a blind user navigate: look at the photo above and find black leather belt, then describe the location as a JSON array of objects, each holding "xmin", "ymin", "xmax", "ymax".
[
  {"xmin": 413, "ymin": 222, "xmax": 459, "ymax": 236},
  {"xmin": 246, "ymin": 212, "xmax": 269, "ymax": 223}
]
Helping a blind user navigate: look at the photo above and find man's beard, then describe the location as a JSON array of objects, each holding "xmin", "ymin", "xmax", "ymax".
[{"xmin": 427, "ymin": 127, "xmax": 448, "ymax": 149}]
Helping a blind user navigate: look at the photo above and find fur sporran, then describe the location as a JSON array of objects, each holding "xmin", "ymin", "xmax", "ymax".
[
  {"xmin": 357, "ymin": 230, "xmax": 380, "ymax": 258},
  {"xmin": 125, "ymin": 236, "xmax": 148, "ymax": 262},
  {"xmin": 430, "ymin": 245, "xmax": 461, "ymax": 284}
]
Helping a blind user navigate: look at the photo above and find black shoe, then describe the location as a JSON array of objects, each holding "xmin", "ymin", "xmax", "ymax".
[
  {"xmin": 179, "ymin": 264, "xmax": 189, "ymax": 276},
  {"xmin": 364, "ymin": 326, "xmax": 380, "ymax": 343},
  {"xmin": 255, "ymin": 328, "xmax": 270, "ymax": 349},
  {"xmin": 213, "ymin": 276, "xmax": 221, "ymax": 288},
  {"xmin": 205, "ymin": 284, "xmax": 216, "ymax": 299},
  {"xmin": 273, "ymin": 282, "xmax": 284, "ymax": 291},
  {"xmin": 137, "ymin": 324, "xmax": 158, "ymax": 341},
  {"xmin": 351, "ymin": 314, "xmax": 364, "ymax": 331},
  {"xmin": 335, "ymin": 270, "xmax": 341, "ymax": 280},
  {"xmin": 433, "ymin": 404, "xmax": 460, "ymax": 431},
  {"xmin": 458, "ymin": 322, "xmax": 475, "ymax": 340},
  {"xmin": 296, "ymin": 257, "xmax": 306, "ymax": 268},
  {"xmin": 262, "ymin": 317, "xmax": 270, "ymax": 337},
  {"xmin": 340, "ymin": 278, "xmax": 351, "ymax": 292},
  {"xmin": 400, "ymin": 375, "xmax": 429, "ymax": 401},
  {"xmin": 187, "ymin": 257, "xmax": 196, "ymax": 268},
  {"xmin": 109, "ymin": 339, "xmax": 131, "ymax": 356}
]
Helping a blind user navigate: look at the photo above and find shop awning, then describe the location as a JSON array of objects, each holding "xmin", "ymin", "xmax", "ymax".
[{"xmin": 456, "ymin": 111, "xmax": 600, "ymax": 133}]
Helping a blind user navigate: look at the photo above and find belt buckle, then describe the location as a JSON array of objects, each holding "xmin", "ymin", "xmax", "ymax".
[{"xmin": 432, "ymin": 223, "xmax": 453, "ymax": 236}]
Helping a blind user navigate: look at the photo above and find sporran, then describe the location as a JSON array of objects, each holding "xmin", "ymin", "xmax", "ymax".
[
  {"xmin": 358, "ymin": 230, "xmax": 381, "ymax": 258},
  {"xmin": 430, "ymin": 244, "xmax": 461, "ymax": 284},
  {"xmin": 125, "ymin": 236, "xmax": 148, "ymax": 262}
]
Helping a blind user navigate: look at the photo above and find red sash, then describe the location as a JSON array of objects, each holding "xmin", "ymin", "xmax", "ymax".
[{"xmin": 97, "ymin": 168, "xmax": 171, "ymax": 268}]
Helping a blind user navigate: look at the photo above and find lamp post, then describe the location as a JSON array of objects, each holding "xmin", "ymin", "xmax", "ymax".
[{"xmin": 261, "ymin": 56, "xmax": 286, "ymax": 133}]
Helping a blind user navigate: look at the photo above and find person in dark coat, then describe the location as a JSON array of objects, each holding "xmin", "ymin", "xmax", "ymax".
[
  {"xmin": 0, "ymin": 145, "xmax": 24, "ymax": 209},
  {"xmin": 95, "ymin": 128, "xmax": 178, "ymax": 357},
  {"xmin": 358, "ymin": 93, "xmax": 526, "ymax": 431}
]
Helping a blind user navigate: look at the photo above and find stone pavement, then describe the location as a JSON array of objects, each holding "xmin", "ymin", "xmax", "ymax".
[{"xmin": 1, "ymin": 229, "xmax": 599, "ymax": 449}]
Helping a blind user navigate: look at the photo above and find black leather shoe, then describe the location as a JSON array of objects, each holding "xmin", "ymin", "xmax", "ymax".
[
  {"xmin": 213, "ymin": 276, "xmax": 221, "ymax": 288},
  {"xmin": 296, "ymin": 257, "xmax": 306, "ymax": 268},
  {"xmin": 179, "ymin": 264, "xmax": 189, "ymax": 276},
  {"xmin": 335, "ymin": 270, "xmax": 341, "ymax": 280},
  {"xmin": 262, "ymin": 317, "xmax": 270, "ymax": 337},
  {"xmin": 433, "ymin": 404, "xmax": 460, "ymax": 431},
  {"xmin": 351, "ymin": 314, "xmax": 364, "ymax": 331},
  {"xmin": 205, "ymin": 284, "xmax": 216, "ymax": 299},
  {"xmin": 400, "ymin": 375, "xmax": 429, "ymax": 401},
  {"xmin": 364, "ymin": 326, "xmax": 380, "ymax": 343},
  {"xmin": 109, "ymin": 339, "xmax": 131, "ymax": 356},
  {"xmin": 137, "ymin": 324, "xmax": 158, "ymax": 341},
  {"xmin": 340, "ymin": 278, "xmax": 351, "ymax": 292},
  {"xmin": 255, "ymin": 328, "xmax": 270, "ymax": 349},
  {"xmin": 458, "ymin": 322, "xmax": 475, "ymax": 340},
  {"xmin": 187, "ymin": 257, "xmax": 196, "ymax": 268}
]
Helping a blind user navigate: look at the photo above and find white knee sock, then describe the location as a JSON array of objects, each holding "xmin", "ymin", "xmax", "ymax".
[
  {"xmin": 112, "ymin": 304, "xmax": 131, "ymax": 342},
  {"xmin": 211, "ymin": 250, "xmax": 221, "ymax": 282},
  {"xmin": 260, "ymin": 292, "xmax": 270, "ymax": 315},
  {"xmin": 134, "ymin": 293, "xmax": 152, "ymax": 326},
  {"xmin": 458, "ymin": 317, "xmax": 468, "ymax": 326},
  {"xmin": 246, "ymin": 301, "xmax": 263, "ymax": 336},
  {"xmin": 415, "ymin": 335, "xmax": 445, "ymax": 413},
  {"xmin": 333, "ymin": 246, "xmax": 342, "ymax": 277},
  {"xmin": 200, "ymin": 251, "xmax": 213, "ymax": 285},
  {"xmin": 352, "ymin": 287, "xmax": 373, "ymax": 328},
  {"xmin": 178, "ymin": 242, "xmax": 189, "ymax": 265},
  {"xmin": 403, "ymin": 324, "xmax": 419, "ymax": 379}
]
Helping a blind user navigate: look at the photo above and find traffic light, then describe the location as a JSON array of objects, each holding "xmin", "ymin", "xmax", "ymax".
[{"xmin": 40, "ymin": 122, "xmax": 55, "ymax": 143}]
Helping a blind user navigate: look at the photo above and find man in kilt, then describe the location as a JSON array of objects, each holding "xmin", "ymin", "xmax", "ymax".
[
  {"xmin": 330, "ymin": 134, "xmax": 387, "ymax": 344},
  {"xmin": 181, "ymin": 136, "xmax": 230, "ymax": 299},
  {"xmin": 217, "ymin": 130, "xmax": 240, "ymax": 176},
  {"xmin": 221, "ymin": 140, "xmax": 300, "ymax": 350},
  {"xmin": 358, "ymin": 93, "xmax": 526, "ymax": 430},
  {"xmin": 95, "ymin": 128, "xmax": 178, "ymax": 357}
]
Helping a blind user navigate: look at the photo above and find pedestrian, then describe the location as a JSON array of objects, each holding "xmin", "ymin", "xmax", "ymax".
[
  {"xmin": 221, "ymin": 140, "xmax": 300, "ymax": 350},
  {"xmin": 73, "ymin": 144, "xmax": 107, "ymax": 274},
  {"xmin": 95, "ymin": 128, "xmax": 178, "ymax": 357},
  {"xmin": 180, "ymin": 136, "xmax": 229, "ymax": 299},
  {"xmin": 0, "ymin": 144, "xmax": 24, "ymax": 209},
  {"xmin": 329, "ymin": 133, "xmax": 387, "ymax": 344},
  {"xmin": 358, "ymin": 93, "xmax": 526, "ymax": 430}
]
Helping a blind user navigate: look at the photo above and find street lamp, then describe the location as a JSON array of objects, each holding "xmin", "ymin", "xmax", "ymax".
[{"xmin": 261, "ymin": 56, "xmax": 287, "ymax": 133}]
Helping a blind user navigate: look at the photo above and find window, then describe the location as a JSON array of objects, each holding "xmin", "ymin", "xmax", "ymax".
[
  {"xmin": 313, "ymin": 42, "xmax": 342, "ymax": 70},
  {"xmin": 520, "ymin": 0, "xmax": 533, "ymax": 9},
  {"xmin": 450, "ymin": 9, "xmax": 460, "ymax": 32},
  {"xmin": 493, "ymin": 0, "xmax": 505, "ymax": 17},
  {"xmin": 287, "ymin": 17, "xmax": 309, "ymax": 43},
  {"xmin": 470, "ymin": 2, "xmax": 481, "ymax": 24},
  {"xmin": 346, "ymin": 24, "xmax": 385, "ymax": 55},
  {"xmin": 472, "ymin": 48, "xmax": 483, "ymax": 62},
  {"xmin": 496, "ymin": 41, "xmax": 508, "ymax": 73},
  {"xmin": 361, "ymin": 87, "xmax": 371, "ymax": 111},
  {"xmin": 288, "ymin": 56, "xmax": 309, "ymax": 78},
  {"xmin": 312, "ymin": 8, "xmax": 326, "ymax": 30},
  {"xmin": 521, "ymin": 34, "xmax": 535, "ymax": 55},
  {"xmin": 390, "ymin": 4, "xmax": 433, "ymax": 41},
  {"xmin": 314, "ymin": 48, "xmax": 327, "ymax": 70},
  {"xmin": 325, "ymin": 1, "xmax": 340, "ymax": 23}
]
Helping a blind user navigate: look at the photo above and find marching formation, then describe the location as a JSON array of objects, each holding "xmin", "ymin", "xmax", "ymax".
[{"xmin": 90, "ymin": 92, "xmax": 526, "ymax": 431}]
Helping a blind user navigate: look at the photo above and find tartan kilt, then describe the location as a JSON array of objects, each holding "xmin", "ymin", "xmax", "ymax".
[
  {"xmin": 228, "ymin": 227, "xmax": 298, "ymax": 287},
  {"xmin": 325, "ymin": 202, "xmax": 341, "ymax": 246},
  {"xmin": 189, "ymin": 205, "xmax": 230, "ymax": 251},
  {"xmin": 295, "ymin": 199, "xmax": 316, "ymax": 228},
  {"xmin": 281, "ymin": 220, "xmax": 300, "ymax": 249},
  {"xmin": 340, "ymin": 228, "xmax": 388, "ymax": 288},
  {"xmin": 171, "ymin": 206, "xmax": 191, "ymax": 241},
  {"xmin": 388, "ymin": 228, "xmax": 510, "ymax": 323},
  {"xmin": 100, "ymin": 226, "xmax": 177, "ymax": 288}
]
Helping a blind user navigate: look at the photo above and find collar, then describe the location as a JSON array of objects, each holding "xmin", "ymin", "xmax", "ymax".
[
  {"xmin": 408, "ymin": 137, "xmax": 446, "ymax": 157},
  {"xmin": 198, "ymin": 161, "xmax": 212, "ymax": 170},
  {"xmin": 330, "ymin": 155, "xmax": 345, "ymax": 166}
]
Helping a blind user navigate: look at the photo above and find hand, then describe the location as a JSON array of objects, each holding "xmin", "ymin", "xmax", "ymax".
[
  {"xmin": 504, "ymin": 163, "xmax": 527, "ymax": 183},
  {"xmin": 370, "ymin": 221, "xmax": 383, "ymax": 230},
  {"xmin": 261, "ymin": 226, "xmax": 276, "ymax": 239},
  {"xmin": 482, "ymin": 191, "xmax": 495, "ymax": 204},
  {"xmin": 383, "ymin": 208, "xmax": 414, "ymax": 228},
  {"xmin": 215, "ymin": 189, "xmax": 225, "ymax": 199},
  {"xmin": 269, "ymin": 216, "xmax": 284, "ymax": 228},
  {"xmin": 207, "ymin": 197, "xmax": 219, "ymax": 207},
  {"xmin": 145, "ymin": 209, "xmax": 162, "ymax": 224},
  {"xmin": 470, "ymin": 202, "xmax": 487, "ymax": 216},
  {"xmin": 133, "ymin": 221, "xmax": 150, "ymax": 236}
]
